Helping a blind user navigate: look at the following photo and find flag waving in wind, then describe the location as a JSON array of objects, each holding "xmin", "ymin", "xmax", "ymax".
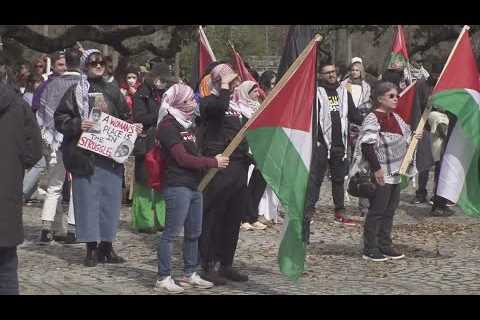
[
  {"xmin": 245, "ymin": 35, "xmax": 320, "ymax": 280},
  {"xmin": 230, "ymin": 44, "xmax": 266, "ymax": 100},
  {"xmin": 386, "ymin": 25, "xmax": 409, "ymax": 70},
  {"xmin": 192, "ymin": 26, "xmax": 216, "ymax": 88},
  {"xmin": 198, "ymin": 26, "xmax": 216, "ymax": 78},
  {"xmin": 431, "ymin": 25, "xmax": 480, "ymax": 216}
]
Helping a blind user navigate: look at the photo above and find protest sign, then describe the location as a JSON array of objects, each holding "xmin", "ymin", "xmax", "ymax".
[{"xmin": 77, "ymin": 94, "xmax": 137, "ymax": 164}]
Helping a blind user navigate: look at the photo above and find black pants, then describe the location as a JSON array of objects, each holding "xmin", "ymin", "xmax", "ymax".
[
  {"xmin": 363, "ymin": 184, "xmax": 400, "ymax": 252},
  {"xmin": 305, "ymin": 144, "xmax": 347, "ymax": 213},
  {"xmin": 200, "ymin": 162, "xmax": 248, "ymax": 270},
  {"xmin": 243, "ymin": 168, "xmax": 267, "ymax": 224},
  {"xmin": 0, "ymin": 247, "xmax": 19, "ymax": 295},
  {"xmin": 416, "ymin": 161, "xmax": 442, "ymax": 200}
]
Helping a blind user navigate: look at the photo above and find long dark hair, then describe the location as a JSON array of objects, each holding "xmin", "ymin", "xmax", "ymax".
[{"xmin": 259, "ymin": 70, "xmax": 276, "ymax": 92}]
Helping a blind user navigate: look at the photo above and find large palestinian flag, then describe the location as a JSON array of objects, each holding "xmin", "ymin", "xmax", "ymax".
[
  {"xmin": 245, "ymin": 36, "xmax": 319, "ymax": 280},
  {"xmin": 431, "ymin": 26, "xmax": 480, "ymax": 216}
]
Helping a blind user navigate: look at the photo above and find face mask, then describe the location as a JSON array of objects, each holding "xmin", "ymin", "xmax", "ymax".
[{"xmin": 127, "ymin": 78, "xmax": 137, "ymax": 87}]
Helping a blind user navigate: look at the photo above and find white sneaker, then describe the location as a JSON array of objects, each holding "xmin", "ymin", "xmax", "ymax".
[
  {"xmin": 251, "ymin": 221, "xmax": 267, "ymax": 230},
  {"xmin": 154, "ymin": 276, "xmax": 184, "ymax": 294},
  {"xmin": 241, "ymin": 223, "xmax": 254, "ymax": 231},
  {"xmin": 178, "ymin": 272, "xmax": 214, "ymax": 289}
]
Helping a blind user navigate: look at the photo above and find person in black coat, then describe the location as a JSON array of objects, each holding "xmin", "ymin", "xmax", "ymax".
[
  {"xmin": 198, "ymin": 63, "xmax": 250, "ymax": 285},
  {"xmin": 55, "ymin": 49, "xmax": 142, "ymax": 267},
  {"xmin": 130, "ymin": 63, "xmax": 177, "ymax": 233},
  {"xmin": 0, "ymin": 82, "xmax": 43, "ymax": 295}
]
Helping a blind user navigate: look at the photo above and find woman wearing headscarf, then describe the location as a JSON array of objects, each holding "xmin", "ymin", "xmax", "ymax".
[
  {"xmin": 349, "ymin": 81, "xmax": 422, "ymax": 262},
  {"xmin": 198, "ymin": 63, "xmax": 251, "ymax": 285},
  {"xmin": 154, "ymin": 83, "xmax": 229, "ymax": 293},
  {"xmin": 130, "ymin": 63, "xmax": 176, "ymax": 233},
  {"xmin": 54, "ymin": 49, "xmax": 143, "ymax": 267},
  {"xmin": 232, "ymin": 81, "xmax": 269, "ymax": 231}
]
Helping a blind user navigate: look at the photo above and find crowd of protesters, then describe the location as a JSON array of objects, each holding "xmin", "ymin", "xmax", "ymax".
[{"xmin": 0, "ymin": 44, "xmax": 458, "ymax": 294}]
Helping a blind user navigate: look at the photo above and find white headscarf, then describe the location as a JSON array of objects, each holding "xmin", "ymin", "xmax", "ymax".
[
  {"xmin": 157, "ymin": 84, "xmax": 196, "ymax": 129},
  {"xmin": 230, "ymin": 80, "xmax": 261, "ymax": 119}
]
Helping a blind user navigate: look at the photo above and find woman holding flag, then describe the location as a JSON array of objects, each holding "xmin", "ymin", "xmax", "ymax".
[
  {"xmin": 350, "ymin": 81, "xmax": 423, "ymax": 262},
  {"xmin": 155, "ymin": 83, "xmax": 229, "ymax": 293}
]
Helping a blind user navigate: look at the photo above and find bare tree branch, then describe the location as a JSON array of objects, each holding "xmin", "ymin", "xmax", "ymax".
[{"xmin": 0, "ymin": 25, "xmax": 197, "ymax": 58}]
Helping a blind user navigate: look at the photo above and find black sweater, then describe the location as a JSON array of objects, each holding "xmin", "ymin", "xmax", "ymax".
[{"xmin": 199, "ymin": 89, "xmax": 249, "ymax": 162}]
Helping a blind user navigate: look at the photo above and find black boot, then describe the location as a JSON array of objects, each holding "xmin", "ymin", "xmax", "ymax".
[
  {"xmin": 200, "ymin": 262, "xmax": 227, "ymax": 286},
  {"xmin": 219, "ymin": 266, "xmax": 249, "ymax": 282},
  {"xmin": 84, "ymin": 242, "xmax": 98, "ymax": 267},
  {"xmin": 97, "ymin": 241, "xmax": 126, "ymax": 264}
]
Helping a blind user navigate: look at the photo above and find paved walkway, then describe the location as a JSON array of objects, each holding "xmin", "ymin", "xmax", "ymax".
[{"xmin": 18, "ymin": 180, "xmax": 480, "ymax": 295}]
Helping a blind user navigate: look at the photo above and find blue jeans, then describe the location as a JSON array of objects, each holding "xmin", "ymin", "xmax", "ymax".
[
  {"xmin": 0, "ymin": 247, "xmax": 19, "ymax": 295},
  {"xmin": 22, "ymin": 156, "xmax": 47, "ymax": 199},
  {"xmin": 157, "ymin": 186, "xmax": 203, "ymax": 277}
]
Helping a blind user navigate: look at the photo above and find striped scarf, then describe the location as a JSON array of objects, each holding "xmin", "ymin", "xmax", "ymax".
[
  {"xmin": 75, "ymin": 49, "xmax": 101, "ymax": 120},
  {"xmin": 317, "ymin": 85, "xmax": 350, "ymax": 159}
]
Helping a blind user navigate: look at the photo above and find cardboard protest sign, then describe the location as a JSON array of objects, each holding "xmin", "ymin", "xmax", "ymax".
[{"xmin": 77, "ymin": 94, "xmax": 137, "ymax": 164}]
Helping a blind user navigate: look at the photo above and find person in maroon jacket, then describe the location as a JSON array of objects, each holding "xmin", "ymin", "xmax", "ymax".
[{"xmin": 154, "ymin": 83, "xmax": 229, "ymax": 294}]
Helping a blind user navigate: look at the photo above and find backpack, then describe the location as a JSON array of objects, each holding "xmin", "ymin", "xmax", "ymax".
[{"xmin": 144, "ymin": 141, "xmax": 166, "ymax": 192}]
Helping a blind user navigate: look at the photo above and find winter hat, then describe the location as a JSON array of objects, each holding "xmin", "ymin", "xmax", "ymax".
[{"xmin": 351, "ymin": 57, "xmax": 363, "ymax": 65}]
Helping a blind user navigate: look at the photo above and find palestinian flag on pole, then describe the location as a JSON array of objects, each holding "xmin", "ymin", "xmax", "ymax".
[
  {"xmin": 277, "ymin": 25, "xmax": 319, "ymax": 80},
  {"xmin": 385, "ymin": 25, "xmax": 412, "ymax": 82},
  {"xmin": 245, "ymin": 35, "xmax": 320, "ymax": 280},
  {"xmin": 396, "ymin": 81, "xmax": 418, "ymax": 189},
  {"xmin": 230, "ymin": 44, "xmax": 266, "ymax": 99},
  {"xmin": 192, "ymin": 26, "xmax": 216, "ymax": 89},
  {"xmin": 385, "ymin": 25, "xmax": 409, "ymax": 70},
  {"xmin": 431, "ymin": 25, "xmax": 480, "ymax": 216},
  {"xmin": 198, "ymin": 26, "xmax": 216, "ymax": 78},
  {"xmin": 396, "ymin": 81, "xmax": 417, "ymax": 124}
]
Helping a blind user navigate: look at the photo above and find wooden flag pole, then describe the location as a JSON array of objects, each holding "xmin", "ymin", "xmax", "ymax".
[
  {"xmin": 398, "ymin": 101, "xmax": 431, "ymax": 175},
  {"xmin": 398, "ymin": 25, "xmax": 470, "ymax": 175},
  {"xmin": 197, "ymin": 34, "xmax": 323, "ymax": 192}
]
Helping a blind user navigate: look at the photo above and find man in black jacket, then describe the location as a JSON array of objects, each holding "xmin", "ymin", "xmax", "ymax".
[
  {"xmin": 304, "ymin": 63, "xmax": 363, "ymax": 234},
  {"xmin": 198, "ymin": 64, "xmax": 249, "ymax": 285},
  {"xmin": 0, "ymin": 82, "xmax": 43, "ymax": 295}
]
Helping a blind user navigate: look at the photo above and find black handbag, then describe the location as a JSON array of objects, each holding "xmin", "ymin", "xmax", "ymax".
[{"xmin": 348, "ymin": 171, "xmax": 377, "ymax": 199}]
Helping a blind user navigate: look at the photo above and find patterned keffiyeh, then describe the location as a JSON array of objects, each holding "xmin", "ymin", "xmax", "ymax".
[
  {"xmin": 349, "ymin": 111, "xmax": 416, "ymax": 185},
  {"xmin": 209, "ymin": 64, "xmax": 237, "ymax": 96},
  {"xmin": 230, "ymin": 80, "xmax": 260, "ymax": 119},
  {"xmin": 75, "ymin": 49, "xmax": 101, "ymax": 120}
]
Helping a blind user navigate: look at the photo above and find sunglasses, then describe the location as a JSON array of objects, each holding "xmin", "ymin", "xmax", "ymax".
[{"xmin": 88, "ymin": 60, "xmax": 105, "ymax": 68}]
